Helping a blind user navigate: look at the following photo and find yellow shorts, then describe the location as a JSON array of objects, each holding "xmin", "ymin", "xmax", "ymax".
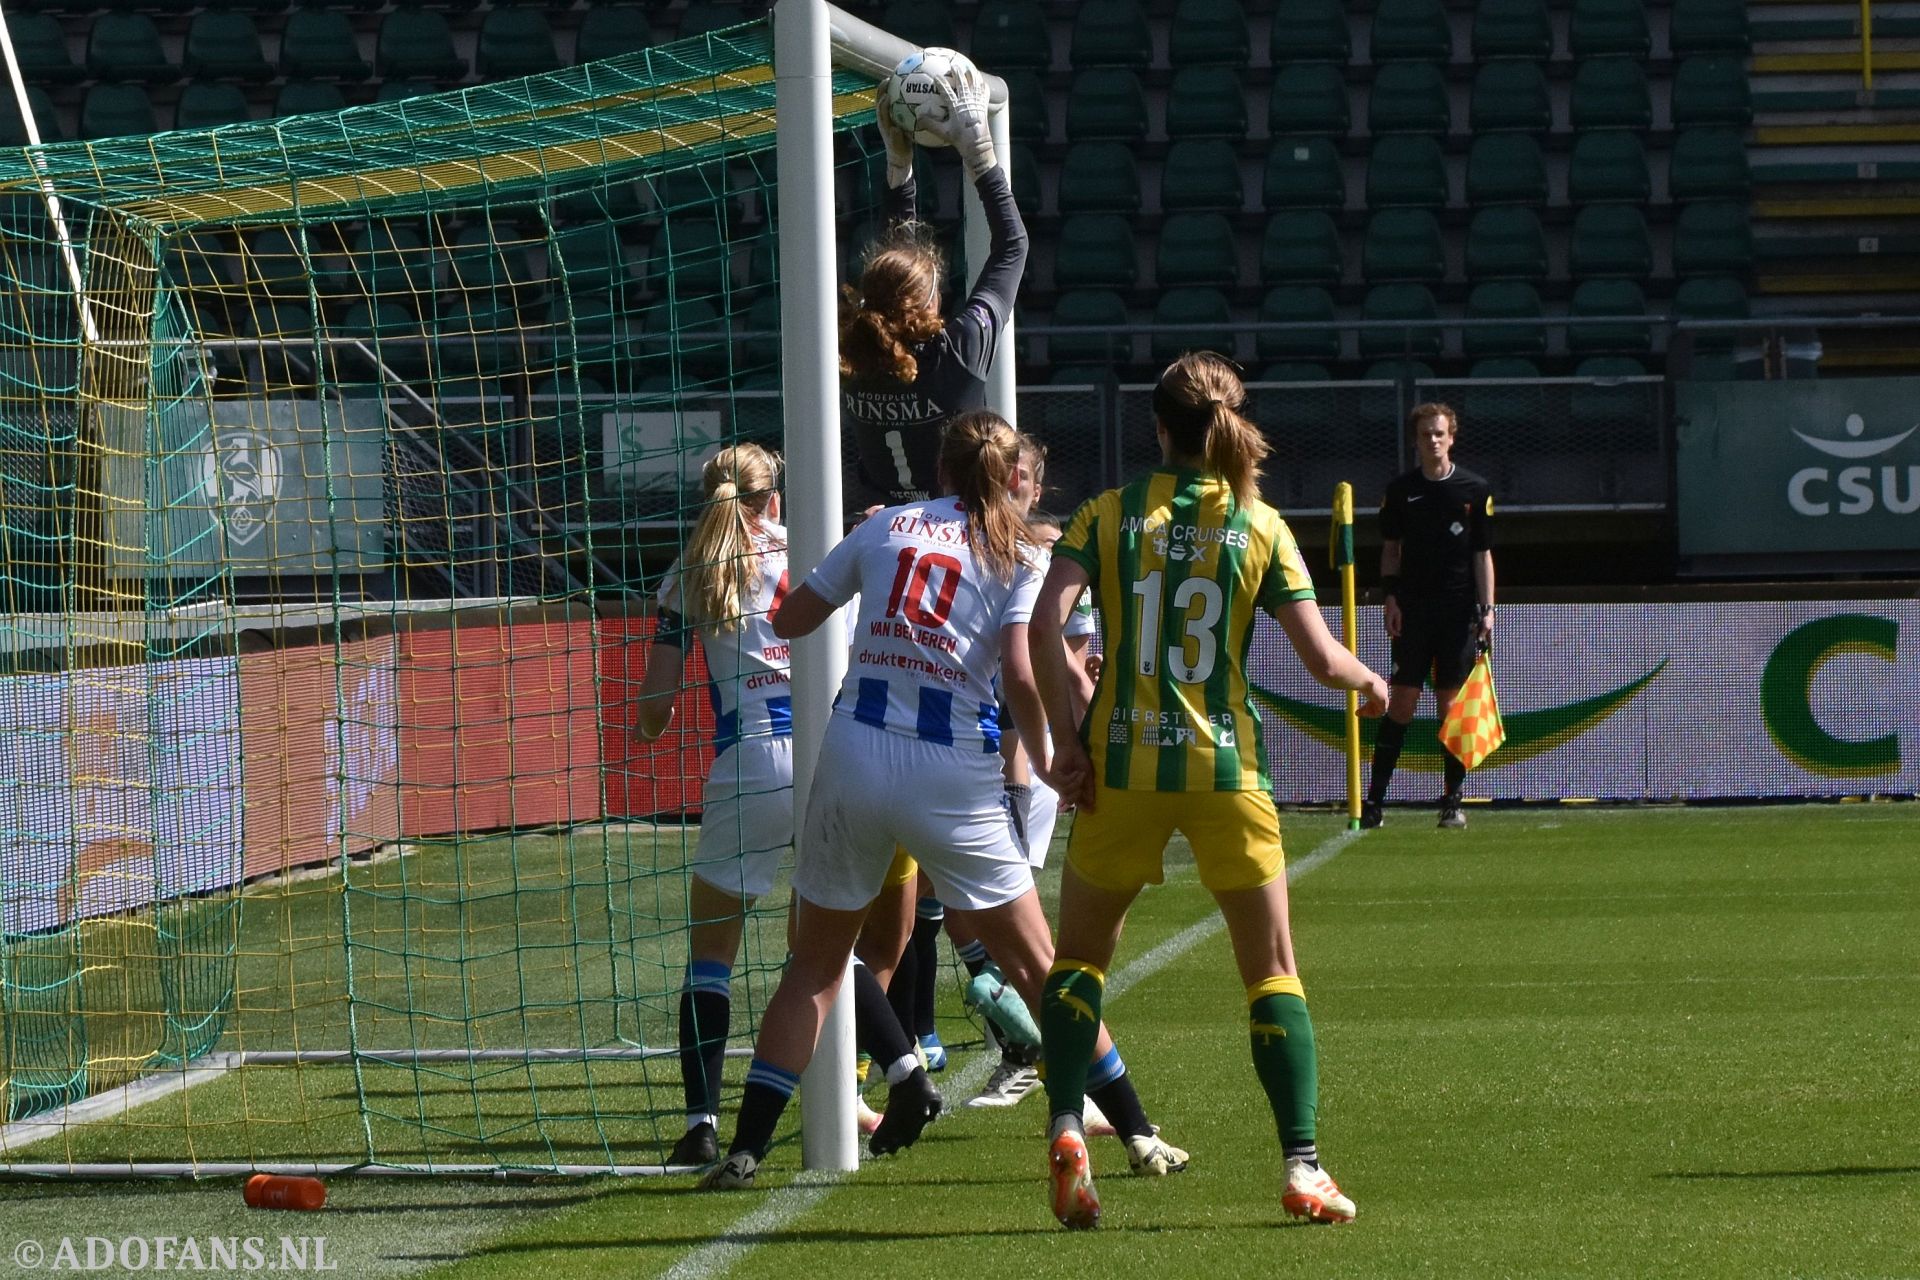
[
  {"xmin": 1066, "ymin": 786, "xmax": 1285, "ymax": 894},
  {"xmin": 883, "ymin": 846, "xmax": 918, "ymax": 887}
]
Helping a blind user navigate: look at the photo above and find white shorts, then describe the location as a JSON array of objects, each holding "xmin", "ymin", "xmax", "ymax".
[
  {"xmin": 1024, "ymin": 773, "xmax": 1062, "ymax": 867},
  {"xmin": 690, "ymin": 735, "xmax": 793, "ymax": 900},
  {"xmin": 794, "ymin": 717, "xmax": 1034, "ymax": 913}
]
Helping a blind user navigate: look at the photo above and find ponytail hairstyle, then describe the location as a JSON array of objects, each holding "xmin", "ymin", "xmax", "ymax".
[
  {"xmin": 1151, "ymin": 350, "xmax": 1271, "ymax": 508},
  {"xmin": 839, "ymin": 227, "xmax": 946, "ymax": 384},
  {"xmin": 940, "ymin": 411, "xmax": 1029, "ymax": 583},
  {"xmin": 680, "ymin": 443, "xmax": 782, "ymax": 633}
]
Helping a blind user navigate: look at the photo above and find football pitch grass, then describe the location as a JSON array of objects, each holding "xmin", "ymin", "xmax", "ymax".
[{"xmin": 1, "ymin": 802, "xmax": 1914, "ymax": 1277}]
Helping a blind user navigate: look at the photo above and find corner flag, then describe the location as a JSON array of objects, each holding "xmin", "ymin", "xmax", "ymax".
[{"xmin": 1439, "ymin": 652, "xmax": 1505, "ymax": 770}]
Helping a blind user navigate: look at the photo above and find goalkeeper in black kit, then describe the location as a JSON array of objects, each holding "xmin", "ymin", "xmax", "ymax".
[{"xmin": 1362, "ymin": 402, "xmax": 1497, "ymax": 831}]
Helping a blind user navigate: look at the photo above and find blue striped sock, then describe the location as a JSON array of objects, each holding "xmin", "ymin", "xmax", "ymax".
[
  {"xmin": 1087, "ymin": 1045, "xmax": 1126, "ymax": 1091},
  {"xmin": 743, "ymin": 1058, "xmax": 800, "ymax": 1098},
  {"xmin": 687, "ymin": 959, "xmax": 732, "ymax": 997}
]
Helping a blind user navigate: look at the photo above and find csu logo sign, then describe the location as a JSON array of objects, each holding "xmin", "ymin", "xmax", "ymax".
[
  {"xmin": 204, "ymin": 425, "xmax": 283, "ymax": 547},
  {"xmin": 1785, "ymin": 413, "xmax": 1920, "ymax": 518}
]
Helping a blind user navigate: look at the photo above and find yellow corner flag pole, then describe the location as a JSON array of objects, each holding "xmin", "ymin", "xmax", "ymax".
[{"xmin": 1329, "ymin": 482, "xmax": 1361, "ymax": 829}]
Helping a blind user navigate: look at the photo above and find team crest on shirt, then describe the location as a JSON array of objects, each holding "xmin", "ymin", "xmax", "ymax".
[{"xmin": 1449, "ymin": 520, "xmax": 1465, "ymax": 535}]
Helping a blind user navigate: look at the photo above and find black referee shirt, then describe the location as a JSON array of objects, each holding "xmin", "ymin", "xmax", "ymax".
[{"xmin": 1378, "ymin": 465, "xmax": 1494, "ymax": 602}]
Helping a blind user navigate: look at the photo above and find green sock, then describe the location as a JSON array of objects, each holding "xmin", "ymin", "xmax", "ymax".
[
  {"xmin": 1247, "ymin": 976, "xmax": 1318, "ymax": 1146},
  {"xmin": 1039, "ymin": 961, "xmax": 1106, "ymax": 1122}
]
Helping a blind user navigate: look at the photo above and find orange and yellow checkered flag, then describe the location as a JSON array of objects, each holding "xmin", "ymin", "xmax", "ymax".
[{"xmin": 1439, "ymin": 652, "xmax": 1506, "ymax": 770}]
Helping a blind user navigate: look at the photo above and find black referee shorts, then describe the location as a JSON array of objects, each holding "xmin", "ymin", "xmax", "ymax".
[{"xmin": 1389, "ymin": 598, "xmax": 1478, "ymax": 691}]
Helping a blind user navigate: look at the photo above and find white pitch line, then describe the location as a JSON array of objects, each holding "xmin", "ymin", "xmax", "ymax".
[
  {"xmin": 664, "ymin": 823, "xmax": 1366, "ymax": 1280},
  {"xmin": 0, "ymin": 1052, "xmax": 242, "ymax": 1157}
]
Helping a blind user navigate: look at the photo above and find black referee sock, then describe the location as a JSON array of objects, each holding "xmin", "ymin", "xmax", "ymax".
[
  {"xmin": 1442, "ymin": 746, "xmax": 1467, "ymax": 800},
  {"xmin": 1368, "ymin": 716, "xmax": 1410, "ymax": 803}
]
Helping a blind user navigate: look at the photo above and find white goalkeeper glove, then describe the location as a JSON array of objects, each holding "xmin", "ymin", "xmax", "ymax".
[
  {"xmin": 873, "ymin": 83, "xmax": 916, "ymax": 189},
  {"xmin": 933, "ymin": 61, "xmax": 996, "ymax": 182}
]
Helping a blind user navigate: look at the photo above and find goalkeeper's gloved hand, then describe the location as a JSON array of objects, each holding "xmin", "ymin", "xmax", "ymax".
[
  {"xmin": 873, "ymin": 83, "xmax": 916, "ymax": 189},
  {"xmin": 1003, "ymin": 782, "xmax": 1032, "ymax": 853},
  {"xmin": 934, "ymin": 63, "xmax": 996, "ymax": 182}
]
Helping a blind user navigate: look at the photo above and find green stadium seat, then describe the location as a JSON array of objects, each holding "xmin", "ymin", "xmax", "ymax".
[
  {"xmin": 0, "ymin": 87, "xmax": 62, "ymax": 146},
  {"xmin": 1161, "ymin": 140, "xmax": 1245, "ymax": 211},
  {"xmin": 1470, "ymin": 61, "xmax": 1550, "ymax": 133},
  {"xmin": 1054, "ymin": 214, "xmax": 1140, "ymax": 289},
  {"xmin": 334, "ymin": 300, "xmax": 428, "ymax": 380},
  {"xmin": 1170, "ymin": 0, "xmax": 1251, "ymax": 67},
  {"xmin": 1264, "ymin": 137, "xmax": 1347, "ymax": 210},
  {"xmin": 378, "ymin": 78, "xmax": 437, "ymax": 104},
  {"xmin": 678, "ymin": 4, "xmax": 752, "ymax": 39},
  {"xmin": 1004, "ymin": 70, "xmax": 1050, "ymax": 142},
  {"xmin": 80, "ymin": 84, "xmax": 158, "ymax": 139},
  {"xmin": 644, "ymin": 295, "xmax": 731, "ymax": 381},
  {"xmin": 1568, "ymin": 131, "xmax": 1650, "ymax": 203},
  {"xmin": 1371, "ymin": 0, "xmax": 1452, "ymax": 62},
  {"xmin": 1158, "ymin": 213, "xmax": 1240, "ymax": 286},
  {"xmin": 345, "ymin": 222, "xmax": 441, "ymax": 297},
  {"xmin": 1366, "ymin": 135, "xmax": 1448, "ymax": 208},
  {"xmin": 1269, "ymin": 64, "xmax": 1350, "ymax": 135},
  {"xmin": 1470, "ymin": 357, "xmax": 1542, "ymax": 377},
  {"xmin": 1151, "ymin": 287, "xmax": 1236, "ymax": 363},
  {"xmin": 176, "ymin": 82, "xmax": 253, "ymax": 130},
  {"xmin": 1466, "ymin": 134, "xmax": 1546, "ymax": 205},
  {"xmin": 970, "ymin": 0, "xmax": 1052, "ymax": 72},
  {"xmin": 1573, "ymin": 355, "xmax": 1643, "ymax": 379},
  {"xmin": 479, "ymin": 6, "xmax": 562, "ymax": 79},
  {"xmin": 1363, "ymin": 209, "xmax": 1446, "ymax": 282},
  {"xmin": 1048, "ymin": 289, "xmax": 1132, "ymax": 364},
  {"xmin": 1673, "ymin": 201, "xmax": 1755, "ymax": 275},
  {"xmin": 1260, "ymin": 362, "xmax": 1334, "ymax": 381},
  {"xmin": 1673, "ymin": 57, "xmax": 1752, "ymax": 126},
  {"xmin": 1368, "ymin": 62, "xmax": 1450, "ymax": 135},
  {"xmin": 165, "ymin": 230, "xmax": 236, "ymax": 293},
  {"xmin": 1260, "ymin": 211, "xmax": 1343, "ymax": 284},
  {"xmin": 652, "ymin": 217, "xmax": 734, "ymax": 296},
  {"xmin": 552, "ymin": 221, "xmax": 633, "ymax": 294},
  {"xmin": 1167, "ymin": 66, "xmax": 1248, "ymax": 138},
  {"xmin": 1364, "ymin": 357, "xmax": 1437, "ymax": 382},
  {"xmin": 1569, "ymin": 205, "xmax": 1652, "ymax": 278},
  {"xmin": 1256, "ymin": 286, "xmax": 1340, "ymax": 360},
  {"xmin": 86, "ymin": 13, "xmax": 176, "ymax": 83},
  {"xmin": 280, "ymin": 10, "xmax": 371, "ymax": 80},
  {"xmin": 880, "ymin": 0, "xmax": 956, "ymax": 51},
  {"xmin": 1472, "ymin": 0, "xmax": 1551, "ymax": 60},
  {"xmin": 1671, "ymin": 0, "xmax": 1751, "ymax": 54},
  {"xmin": 1360, "ymin": 283, "xmax": 1441, "ymax": 356},
  {"xmin": 1669, "ymin": 129, "xmax": 1751, "ymax": 200},
  {"xmin": 378, "ymin": 7, "xmax": 467, "ymax": 81},
  {"xmin": 576, "ymin": 7, "xmax": 654, "ymax": 62},
  {"xmin": 1463, "ymin": 281, "xmax": 1545, "ymax": 356},
  {"xmin": 1071, "ymin": 0, "xmax": 1152, "ymax": 67},
  {"xmin": 1057, "ymin": 142, "xmax": 1139, "ymax": 213},
  {"xmin": 1673, "ymin": 276, "xmax": 1748, "ymax": 327},
  {"xmin": 1465, "ymin": 207, "xmax": 1547, "ymax": 279},
  {"xmin": 1066, "ymin": 69, "xmax": 1149, "ymax": 141},
  {"xmin": 1009, "ymin": 142, "xmax": 1043, "ymax": 217},
  {"xmin": 1571, "ymin": 57, "xmax": 1651, "ymax": 130},
  {"xmin": 241, "ymin": 228, "xmax": 313, "ymax": 298},
  {"xmin": 447, "ymin": 224, "xmax": 538, "ymax": 296},
  {"xmin": 7, "ymin": 13, "xmax": 81, "ymax": 84},
  {"xmin": 1568, "ymin": 279, "xmax": 1649, "ymax": 353},
  {"xmin": 1569, "ymin": 0, "xmax": 1650, "ymax": 57},
  {"xmin": 1271, "ymin": 0, "xmax": 1350, "ymax": 64},
  {"xmin": 184, "ymin": 10, "xmax": 273, "ymax": 81}
]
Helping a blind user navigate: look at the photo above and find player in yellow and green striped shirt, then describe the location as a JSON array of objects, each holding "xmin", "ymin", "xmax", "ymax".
[{"xmin": 1029, "ymin": 352, "xmax": 1388, "ymax": 1231}]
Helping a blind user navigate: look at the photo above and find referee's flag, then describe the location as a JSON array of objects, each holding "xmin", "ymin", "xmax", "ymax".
[{"xmin": 1439, "ymin": 653, "xmax": 1506, "ymax": 770}]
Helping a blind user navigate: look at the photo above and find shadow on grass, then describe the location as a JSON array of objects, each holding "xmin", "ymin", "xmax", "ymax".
[{"xmin": 1659, "ymin": 1165, "xmax": 1920, "ymax": 1181}]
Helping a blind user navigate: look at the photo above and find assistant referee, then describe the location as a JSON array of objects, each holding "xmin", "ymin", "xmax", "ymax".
[{"xmin": 1361, "ymin": 402, "xmax": 1496, "ymax": 830}]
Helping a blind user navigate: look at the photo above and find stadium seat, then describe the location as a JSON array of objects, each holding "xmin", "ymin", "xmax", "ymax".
[
  {"xmin": 1167, "ymin": 66, "xmax": 1248, "ymax": 138},
  {"xmin": 0, "ymin": 87, "xmax": 62, "ymax": 146},
  {"xmin": 1463, "ymin": 281, "xmax": 1546, "ymax": 356},
  {"xmin": 1568, "ymin": 131, "xmax": 1651, "ymax": 203},
  {"xmin": 1363, "ymin": 209, "xmax": 1446, "ymax": 282},
  {"xmin": 176, "ymin": 82, "xmax": 253, "ymax": 130},
  {"xmin": 1048, "ymin": 289, "xmax": 1132, "ymax": 363},
  {"xmin": 165, "ymin": 230, "xmax": 236, "ymax": 293},
  {"xmin": 1366, "ymin": 135, "xmax": 1449, "ymax": 208},
  {"xmin": 80, "ymin": 84, "xmax": 158, "ymax": 139},
  {"xmin": 1470, "ymin": 61, "xmax": 1550, "ymax": 133},
  {"xmin": 280, "ymin": 10, "xmax": 371, "ymax": 80},
  {"xmin": 1368, "ymin": 62, "xmax": 1451, "ymax": 135},
  {"xmin": 1268, "ymin": 64, "xmax": 1349, "ymax": 136},
  {"xmin": 969, "ymin": 0, "xmax": 1052, "ymax": 72},
  {"xmin": 1256, "ymin": 286, "xmax": 1341, "ymax": 361},
  {"xmin": 1472, "ymin": 0, "xmax": 1552, "ymax": 60},
  {"xmin": 1065, "ymin": 69, "xmax": 1149, "ymax": 141},
  {"xmin": 1571, "ymin": 57, "xmax": 1651, "ymax": 130},
  {"xmin": 447, "ymin": 224, "xmax": 538, "ymax": 297},
  {"xmin": 345, "ymin": 222, "xmax": 442, "ymax": 297},
  {"xmin": 1271, "ymin": 0, "xmax": 1350, "ymax": 64},
  {"xmin": 241, "ymin": 228, "xmax": 313, "ymax": 297},
  {"xmin": 1360, "ymin": 283, "xmax": 1441, "ymax": 356},
  {"xmin": 1161, "ymin": 140, "xmax": 1245, "ymax": 211},
  {"xmin": 1670, "ymin": 0, "xmax": 1751, "ymax": 54},
  {"xmin": 1465, "ymin": 207, "xmax": 1547, "ymax": 279},
  {"xmin": 378, "ymin": 7, "xmax": 467, "ymax": 81},
  {"xmin": 1009, "ymin": 142, "xmax": 1043, "ymax": 217},
  {"xmin": 879, "ymin": 0, "xmax": 956, "ymax": 51},
  {"xmin": 1364, "ymin": 357, "xmax": 1437, "ymax": 382},
  {"xmin": 1170, "ymin": 0, "xmax": 1251, "ymax": 67},
  {"xmin": 1569, "ymin": 0, "xmax": 1651, "ymax": 57},
  {"xmin": 1672, "ymin": 57, "xmax": 1753, "ymax": 126},
  {"xmin": 1568, "ymin": 278, "xmax": 1650, "ymax": 352},
  {"xmin": 1264, "ymin": 137, "xmax": 1347, "ymax": 210},
  {"xmin": 7, "ymin": 13, "xmax": 82, "ymax": 84},
  {"xmin": 1569, "ymin": 205, "xmax": 1653, "ymax": 278},
  {"xmin": 184, "ymin": 10, "xmax": 273, "ymax": 81},
  {"xmin": 1158, "ymin": 213, "xmax": 1241, "ymax": 285},
  {"xmin": 1673, "ymin": 201, "xmax": 1755, "ymax": 275},
  {"xmin": 1669, "ymin": 129, "xmax": 1751, "ymax": 200},
  {"xmin": 1673, "ymin": 275, "xmax": 1748, "ymax": 327},
  {"xmin": 553, "ymin": 221, "xmax": 633, "ymax": 295},
  {"xmin": 86, "ymin": 13, "xmax": 176, "ymax": 83},
  {"xmin": 1260, "ymin": 211, "xmax": 1344, "ymax": 284},
  {"xmin": 1259, "ymin": 361, "xmax": 1334, "ymax": 381},
  {"xmin": 1573, "ymin": 355, "xmax": 1644, "ymax": 378},
  {"xmin": 575, "ymin": 7, "xmax": 654, "ymax": 62},
  {"xmin": 1071, "ymin": 0, "xmax": 1152, "ymax": 68},
  {"xmin": 1151, "ymin": 287, "xmax": 1236, "ymax": 363},
  {"xmin": 1465, "ymin": 134, "xmax": 1546, "ymax": 205},
  {"xmin": 1470, "ymin": 357, "xmax": 1542, "ymax": 378},
  {"xmin": 677, "ymin": 4, "xmax": 751, "ymax": 39},
  {"xmin": 478, "ymin": 6, "xmax": 562, "ymax": 79},
  {"xmin": 1054, "ymin": 214, "xmax": 1140, "ymax": 289},
  {"xmin": 1370, "ymin": 0, "xmax": 1453, "ymax": 62},
  {"xmin": 1058, "ymin": 142, "xmax": 1140, "ymax": 213},
  {"xmin": 334, "ymin": 300, "xmax": 428, "ymax": 380},
  {"xmin": 655, "ymin": 218, "xmax": 736, "ymax": 297}
]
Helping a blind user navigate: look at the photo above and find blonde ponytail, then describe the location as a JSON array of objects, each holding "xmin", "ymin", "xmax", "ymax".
[
  {"xmin": 681, "ymin": 444, "xmax": 781, "ymax": 632},
  {"xmin": 940, "ymin": 411, "xmax": 1028, "ymax": 583},
  {"xmin": 1152, "ymin": 351, "xmax": 1270, "ymax": 507}
]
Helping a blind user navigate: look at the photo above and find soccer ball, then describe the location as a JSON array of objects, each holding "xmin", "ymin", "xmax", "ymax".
[{"xmin": 883, "ymin": 47, "xmax": 973, "ymax": 147}]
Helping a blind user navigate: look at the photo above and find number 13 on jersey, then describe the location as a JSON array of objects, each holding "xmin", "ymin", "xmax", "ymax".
[{"xmin": 1132, "ymin": 571, "xmax": 1222, "ymax": 683}]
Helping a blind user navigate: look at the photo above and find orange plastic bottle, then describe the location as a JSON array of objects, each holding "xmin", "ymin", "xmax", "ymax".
[{"xmin": 243, "ymin": 1174, "xmax": 327, "ymax": 1211}]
